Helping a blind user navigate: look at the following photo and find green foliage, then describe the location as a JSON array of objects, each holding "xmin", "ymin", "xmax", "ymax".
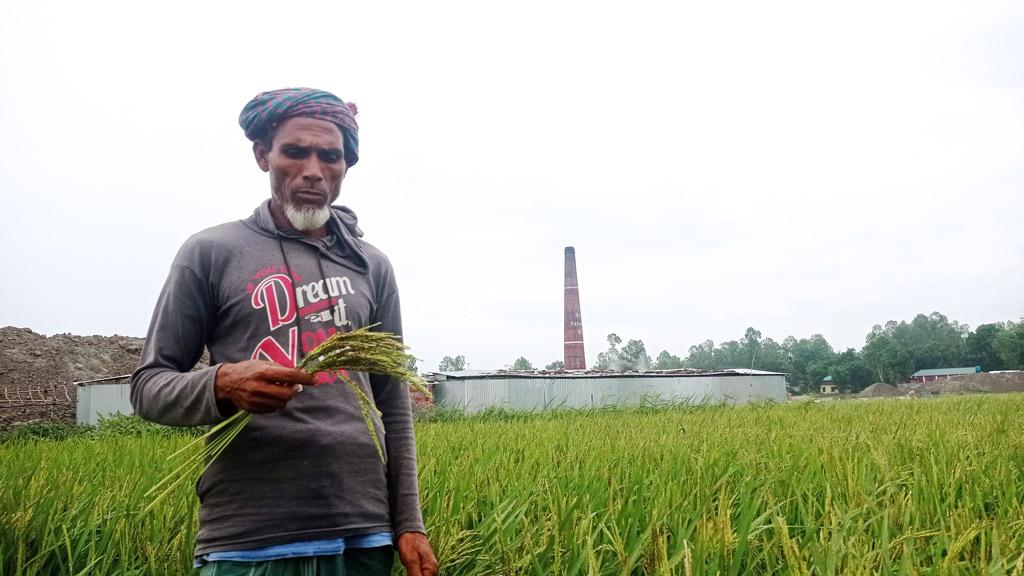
[
  {"xmin": 677, "ymin": 311, "xmax": 1015, "ymax": 390},
  {"xmin": 967, "ymin": 323, "xmax": 1006, "ymax": 371},
  {"xmin": 619, "ymin": 339, "xmax": 652, "ymax": 370},
  {"xmin": 0, "ymin": 421, "xmax": 88, "ymax": 443},
  {"xmin": 784, "ymin": 334, "xmax": 834, "ymax": 391},
  {"xmin": 544, "ymin": 360, "xmax": 565, "ymax": 370},
  {"xmin": 653, "ymin": 350, "xmax": 685, "ymax": 370},
  {"xmin": 994, "ymin": 320, "xmax": 1024, "ymax": 369},
  {"xmin": 862, "ymin": 312, "xmax": 972, "ymax": 383},
  {"xmin": 511, "ymin": 356, "xmax": 534, "ymax": 370},
  {"xmin": 827, "ymin": 348, "xmax": 874, "ymax": 392},
  {"xmin": 92, "ymin": 414, "xmax": 205, "ymax": 439},
  {"xmin": 686, "ymin": 339, "xmax": 716, "ymax": 369},
  {"xmin": 438, "ymin": 355, "xmax": 466, "ymax": 372},
  {"xmin": 6, "ymin": 396, "xmax": 1024, "ymax": 574},
  {"xmin": 595, "ymin": 334, "xmax": 651, "ymax": 370},
  {"xmin": 594, "ymin": 334, "xmax": 622, "ymax": 369},
  {"xmin": 0, "ymin": 415, "xmax": 201, "ymax": 444},
  {"xmin": 861, "ymin": 334, "xmax": 914, "ymax": 384}
]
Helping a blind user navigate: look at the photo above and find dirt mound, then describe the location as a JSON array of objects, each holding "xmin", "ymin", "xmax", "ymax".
[
  {"xmin": 910, "ymin": 371, "xmax": 1024, "ymax": 396},
  {"xmin": 858, "ymin": 382, "xmax": 902, "ymax": 398},
  {"xmin": 0, "ymin": 327, "xmax": 146, "ymax": 428}
]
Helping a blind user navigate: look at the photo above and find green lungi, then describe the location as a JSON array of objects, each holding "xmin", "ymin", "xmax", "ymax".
[{"xmin": 197, "ymin": 546, "xmax": 394, "ymax": 576}]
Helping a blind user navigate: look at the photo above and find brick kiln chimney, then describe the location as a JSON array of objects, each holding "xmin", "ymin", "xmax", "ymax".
[{"xmin": 563, "ymin": 247, "xmax": 586, "ymax": 370}]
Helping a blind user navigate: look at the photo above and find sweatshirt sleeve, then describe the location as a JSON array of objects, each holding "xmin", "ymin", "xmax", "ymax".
[
  {"xmin": 369, "ymin": 279, "xmax": 427, "ymax": 537},
  {"xmin": 131, "ymin": 248, "xmax": 229, "ymax": 427}
]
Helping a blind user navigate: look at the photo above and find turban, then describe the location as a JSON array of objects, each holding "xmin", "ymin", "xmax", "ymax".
[{"xmin": 239, "ymin": 88, "xmax": 360, "ymax": 166}]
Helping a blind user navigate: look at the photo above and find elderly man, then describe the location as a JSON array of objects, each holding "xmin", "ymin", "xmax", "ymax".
[{"xmin": 131, "ymin": 88, "xmax": 437, "ymax": 576}]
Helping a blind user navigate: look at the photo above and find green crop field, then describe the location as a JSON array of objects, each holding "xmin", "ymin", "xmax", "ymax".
[{"xmin": 2, "ymin": 396, "xmax": 1023, "ymax": 575}]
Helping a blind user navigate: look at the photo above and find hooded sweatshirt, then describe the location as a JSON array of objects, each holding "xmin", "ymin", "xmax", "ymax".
[{"xmin": 131, "ymin": 200, "xmax": 424, "ymax": 557}]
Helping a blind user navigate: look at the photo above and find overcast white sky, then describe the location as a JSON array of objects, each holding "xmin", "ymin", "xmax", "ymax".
[{"xmin": 1, "ymin": 0, "xmax": 1021, "ymax": 371}]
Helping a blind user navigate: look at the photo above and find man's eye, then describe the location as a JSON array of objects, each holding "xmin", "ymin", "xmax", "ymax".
[
  {"xmin": 283, "ymin": 147, "xmax": 308, "ymax": 159},
  {"xmin": 319, "ymin": 151, "xmax": 342, "ymax": 164}
]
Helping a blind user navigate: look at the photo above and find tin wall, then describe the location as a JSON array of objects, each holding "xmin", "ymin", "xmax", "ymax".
[
  {"xmin": 434, "ymin": 375, "xmax": 786, "ymax": 412},
  {"xmin": 76, "ymin": 383, "xmax": 133, "ymax": 426}
]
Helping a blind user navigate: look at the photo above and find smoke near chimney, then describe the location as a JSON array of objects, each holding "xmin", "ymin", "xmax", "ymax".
[{"xmin": 563, "ymin": 247, "xmax": 586, "ymax": 370}]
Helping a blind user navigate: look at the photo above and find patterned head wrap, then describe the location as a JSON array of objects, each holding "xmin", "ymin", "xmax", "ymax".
[{"xmin": 239, "ymin": 88, "xmax": 360, "ymax": 166}]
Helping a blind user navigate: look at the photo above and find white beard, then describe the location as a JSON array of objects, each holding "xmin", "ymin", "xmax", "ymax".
[{"xmin": 284, "ymin": 204, "xmax": 331, "ymax": 231}]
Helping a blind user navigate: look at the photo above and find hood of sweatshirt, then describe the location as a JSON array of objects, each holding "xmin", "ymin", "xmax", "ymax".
[{"xmin": 243, "ymin": 199, "xmax": 369, "ymax": 273}]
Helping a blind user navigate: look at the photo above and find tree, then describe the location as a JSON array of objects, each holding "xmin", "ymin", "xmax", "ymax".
[
  {"xmin": 406, "ymin": 357, "xmax": 419, "ymax": 375},
  {"xmin": 826, "ymin": 348, "xmax": 874, "ymax": 392},
  {"xmin": 742, "ymin": 327, "xmax": 762, "ymax": 369},
  {"xmin": 544, "ymin": 360, "xmax": 565, "ymax": 370},
  {"xmin": 594, "ymin": 334, "xmax": 623, "ymax": 369},
  {"xmin": 685, "ymin": 340, "xmax": 716, "ymax": 369},
  {"xmin": 994, "ymin": 320, "xmax": 1024, "ymax": 370},
  {"xmin": 968, "ymin": 323, "xmax": 1007, "ymax": 371},
  {"xmin": 713, "ymin": 340, "xmax": 745, "ymax": 370},
  {"xmin": 865, "ymin": 312, "xmax": 969, "ymax": 373},
  {"xmin": 438, "ymin": 355, "xmax": 466, "ymax": 371},
  {"xmin": 752, "ymin": 337, "xmax": 792, "ymax": 373},
  {"xmin": 862, "ymin": 334, "xmax": 913, "ymax": 384},
  {"xmin": 594, "ymin": 334, "xmax": 651, "ymax": 370},
  {"xmin": 654, "ymin": 350, "xmax": 685, "ymax": 370},
  {"xmin": 784, "ymin": 334, "xmax": 835, "ymax": 393},
  {"xmin": 619, "ymin": 339, "xmax": 652, "ymax": 370},
  {"xmin": 511, "ymin": 356, "xmax": 534, "ymax": 370}
]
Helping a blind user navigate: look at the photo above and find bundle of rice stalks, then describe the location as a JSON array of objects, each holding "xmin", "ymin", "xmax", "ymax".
[{"xmin": 143, "ymin": 325, "xmax": 428, "ymax": 514}]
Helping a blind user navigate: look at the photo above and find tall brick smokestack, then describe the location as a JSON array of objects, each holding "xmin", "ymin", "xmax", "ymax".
[{"xmin": 563, "ymin": 247, "xmax": 586, "ymax": 370}]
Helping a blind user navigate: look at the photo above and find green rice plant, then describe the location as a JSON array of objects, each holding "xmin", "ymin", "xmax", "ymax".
[
  {"xmin": 142, "ymin": 324, "xmax": 428, "ymax": 514},
  {"xmin": 4, "ymin": 395, "xmax": 1024, "ymax": 575}
]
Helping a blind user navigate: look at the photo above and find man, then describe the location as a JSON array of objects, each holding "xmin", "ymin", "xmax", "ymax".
[{"xmin": 131, "ymin": 88, "xmax": 437, "ymax": 576}]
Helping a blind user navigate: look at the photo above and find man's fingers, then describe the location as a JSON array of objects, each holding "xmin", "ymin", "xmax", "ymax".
[
  {"xmin": 233, "ymin": 381, "xmax": 301, "ymax": 413},
  {"xmin": 422, "ymin": 549, "xmax": 438, "ymax": 576},
  {"xmin": 259, "ymin": 365, "xmax": 318, "ymax": 386}
]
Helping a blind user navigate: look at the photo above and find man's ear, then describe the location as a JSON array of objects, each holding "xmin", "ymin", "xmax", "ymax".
[{"xmin": 253, "ymin": 141, "xmax": 271, "ymax": 172}]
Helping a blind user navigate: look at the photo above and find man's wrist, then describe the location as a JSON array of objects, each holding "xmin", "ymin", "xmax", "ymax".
[
  {"xmin": 213, "ymin": 362, "xmax": 238, "ymax": 401},
  {"xmin": 211, "ymin": 364, "xmax": 239, "ymax": 416}
]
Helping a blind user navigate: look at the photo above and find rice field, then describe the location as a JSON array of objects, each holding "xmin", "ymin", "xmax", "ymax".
[{"xmin": 2, "ymin": 395, "xmax": 1023, "ymax": 575}]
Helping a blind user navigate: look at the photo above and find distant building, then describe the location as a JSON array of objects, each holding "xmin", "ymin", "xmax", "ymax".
[
  {"xmin": 910, "ymin": 366, "xmax": 981, "ymax": 384},
  {"xmin": 820, "ymin": 375, "xmax": 837, "ymax": 394},
  {"xmin": 76, "ymin": 374, "xmax": 132, "ymax": 426},
  {"xmin": 427, "ymin": 368, "xmax": 787, "ymax": 413}
]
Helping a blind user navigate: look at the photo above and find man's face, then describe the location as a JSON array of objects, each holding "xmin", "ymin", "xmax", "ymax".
[{"xmin": 254, "ymin": 117, "xmax": 347, "ymax": 231}]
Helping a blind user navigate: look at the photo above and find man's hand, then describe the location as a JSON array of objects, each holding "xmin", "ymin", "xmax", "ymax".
[
  {"xmin": 397, "ymin": 531, "xmax": 437, "ymax": 576},
  {"xmin": 214, "ymin": 360, "xmax": 317, "ymax": 413}
]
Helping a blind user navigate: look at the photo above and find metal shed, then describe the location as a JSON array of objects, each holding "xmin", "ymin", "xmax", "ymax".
[
  {"xmin": 76, "ymin": 375, "xmax": 133, "ymax": 426},
  {"xmin": 428, "ymin": 368, "xmax": 787, "ymax": 413}
]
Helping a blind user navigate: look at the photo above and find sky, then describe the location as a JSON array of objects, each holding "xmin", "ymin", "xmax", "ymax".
[{"xmin": 1, "ymin": 0, "xmax": 1021, "ymax": 371}]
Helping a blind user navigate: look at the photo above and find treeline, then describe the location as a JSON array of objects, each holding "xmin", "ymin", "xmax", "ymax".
[{"xmin": 509, "ymin": 312, "xmax": 1024, "ymax": 393}]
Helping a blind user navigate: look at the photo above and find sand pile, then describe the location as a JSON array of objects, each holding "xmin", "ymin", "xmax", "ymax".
[
  {"xmin": 858, "ymin": 382, "xmax": 902, "ymax": 398},
  {"xmin": 0, "ymin": 327, "xmax": 147, "ymax": 427},
  {"xmin": 911, "ymin": 371, "xmax": 1024, "ymax": 396}
]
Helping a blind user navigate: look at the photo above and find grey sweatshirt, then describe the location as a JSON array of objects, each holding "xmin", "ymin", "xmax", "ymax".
[{"xmin": 131, "ymin": 200, "xmax": 425, "ymax": 557}]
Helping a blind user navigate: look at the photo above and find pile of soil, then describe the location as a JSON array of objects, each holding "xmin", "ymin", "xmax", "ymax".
[
  {"xmin": 0, "ymin": 327, "xmax": 146, "ymax": 428},
  {"xmin": 858, "ymin": 382, "xmax": 902, "ymax": 398},
  {"xmin": 910, "ymin": 371, "xmax": 1024, "ymax": 396}
]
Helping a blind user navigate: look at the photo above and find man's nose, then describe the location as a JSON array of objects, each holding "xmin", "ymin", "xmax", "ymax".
[{"xmin": 302, "ymin": 157, "xmax": 324, "ymax": 182}]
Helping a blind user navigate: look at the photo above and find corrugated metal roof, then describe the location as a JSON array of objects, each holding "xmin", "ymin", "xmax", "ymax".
[
  {"xmin": 428, "ymin": 368, "xmax": 786, "ymax": 381},
  {"xmin": 911, "ymin": 367, "xmax": 980, "ymax": 377},
  {"xmin": 75, "ymin": 374, "xmax": 132, "ymax": 386}
]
